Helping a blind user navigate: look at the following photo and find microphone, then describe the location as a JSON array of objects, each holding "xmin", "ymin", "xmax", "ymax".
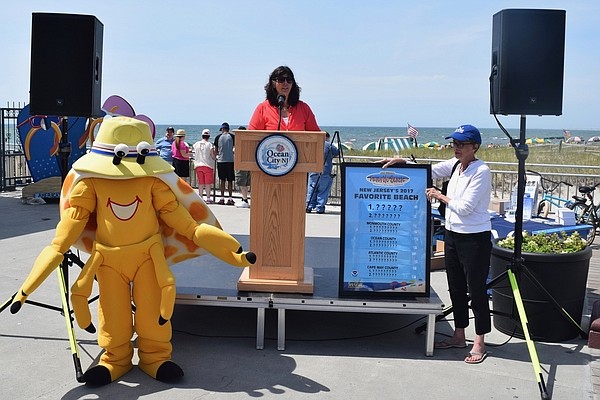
[
  {"xmin": 277, "ymin": 94, "xmax": 286, "ymax": 108},
  {"xmin": 277, "ymin": 94, "xmax": 286, "ymax": 131}
]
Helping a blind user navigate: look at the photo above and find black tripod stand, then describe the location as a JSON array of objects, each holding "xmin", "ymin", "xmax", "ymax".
[
  {"xmin": 306, "ymin": 130, "xmax": 345, "ymax": 211},
  {"xmin": 0, "ymin": 117, "xmax": 88, "ymax": 382}
]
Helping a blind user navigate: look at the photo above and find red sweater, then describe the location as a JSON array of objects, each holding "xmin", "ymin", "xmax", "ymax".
[{"xmin": 248, "ymin": 100, "xmax": 320, "ymax": 131}]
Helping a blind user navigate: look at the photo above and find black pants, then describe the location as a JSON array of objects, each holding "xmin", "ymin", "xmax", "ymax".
[
  {"xmin": 172, "ymin": 158, "xmax": 190, "ymax": 177},
  {"xmin": 444, "ymin": 230, "xmax": 492, "ymax": 335}
]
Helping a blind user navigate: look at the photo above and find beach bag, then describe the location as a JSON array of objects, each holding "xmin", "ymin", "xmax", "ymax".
[{"xmin": 438, "ymin": 161, "xmax": 460, "ymax": 218}]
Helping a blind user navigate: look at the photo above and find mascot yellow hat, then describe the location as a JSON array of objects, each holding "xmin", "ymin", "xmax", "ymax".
[{"xmin": 73, "ymin": 116, "xmax": 174, "ymax": 177}]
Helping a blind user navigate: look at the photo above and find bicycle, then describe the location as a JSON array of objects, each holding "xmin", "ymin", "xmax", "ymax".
[
  {"xmin": 568, "ymin": 182, "xmax": 600, "ymax": 245},
  {"xmin": 526, "ymin": 169, "xmax": 573, "ymax": 218}
]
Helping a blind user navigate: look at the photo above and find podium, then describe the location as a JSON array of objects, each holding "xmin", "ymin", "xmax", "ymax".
[{"xmin": 234, "ymin": 130, "xmax": 325, "ymax": 293}]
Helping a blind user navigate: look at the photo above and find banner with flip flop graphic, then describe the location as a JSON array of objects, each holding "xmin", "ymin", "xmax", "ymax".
[{"xmin": 17, "ymin": 95, "xmax": 155, "ymax": 198}]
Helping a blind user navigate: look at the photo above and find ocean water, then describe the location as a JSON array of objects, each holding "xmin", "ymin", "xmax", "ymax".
[{"xmin": 156, "ymin": 124, "xmax": 600, "ymax": 150}]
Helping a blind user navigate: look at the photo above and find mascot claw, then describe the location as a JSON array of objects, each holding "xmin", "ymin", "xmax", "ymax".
[
  {"xmin": 10, "ymin": 290, "xmax": 28, "ymax": 314},
  {"xmin": 10, "ymin": 300, "xmax": 23, "ymax": 314},
  {"xmin": 244, "ymin": 251, "xmax": 257, "ymax": 265},
  {"xmin": 84, "ymin": 323, "xmax": 96, "ymax": 334}
]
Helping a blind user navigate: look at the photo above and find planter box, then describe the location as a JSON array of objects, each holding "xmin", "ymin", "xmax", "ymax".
[{"xmin": 490, "ymin": 244, "xmax": 592, "ymax": 342}]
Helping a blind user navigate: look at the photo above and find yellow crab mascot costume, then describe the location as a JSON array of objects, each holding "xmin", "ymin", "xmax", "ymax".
[{"xmin": 11, "ymin": 116, "xmax": 256, "ymax": 386}]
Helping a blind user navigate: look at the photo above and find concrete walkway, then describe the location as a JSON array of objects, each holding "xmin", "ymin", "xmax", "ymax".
[{"xmin": 0, "ymin": 189, "xmax": 598, "ymax": 399}]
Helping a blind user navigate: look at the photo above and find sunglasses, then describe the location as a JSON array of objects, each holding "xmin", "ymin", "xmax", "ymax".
[
  {"xmin": 453, "ymin": 141, "xmax": 475, "ymax": 148},
  {"xmin": 273, "ymin": 77, "xmax": 293, "ymax": 84}
]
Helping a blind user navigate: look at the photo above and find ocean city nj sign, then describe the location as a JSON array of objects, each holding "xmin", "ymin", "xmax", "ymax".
[{"xmin": 255, "ymin": 134, "xmax": 298, "ymax": 176}]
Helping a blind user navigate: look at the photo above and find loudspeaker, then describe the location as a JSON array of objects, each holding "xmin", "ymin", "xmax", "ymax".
[
  {"xmin": 30, "ymin": 13, "xmax": 103, "ymax": 117},
  {"xmin": 490, "ymin": 9, "xmax": 565, "ymax": 116}
]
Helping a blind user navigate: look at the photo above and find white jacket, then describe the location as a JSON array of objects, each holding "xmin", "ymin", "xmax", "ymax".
[{"xmin": 433, "ymin": 158, "xmax": 491, "ymax": 234}]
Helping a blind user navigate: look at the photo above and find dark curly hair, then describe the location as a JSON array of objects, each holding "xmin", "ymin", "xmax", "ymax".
[{"xmin": 264, "ymin": 66, "xmax": 301, "ymax": 107}]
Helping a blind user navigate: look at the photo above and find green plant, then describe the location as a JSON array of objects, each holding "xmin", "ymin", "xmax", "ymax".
[{"xmin": 497, "ymin": 231, "xmax": 587, "ymax": 254}]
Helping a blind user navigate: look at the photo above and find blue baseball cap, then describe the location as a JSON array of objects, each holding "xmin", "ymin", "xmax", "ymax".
[
  {"xmin": 445, "ymin": 124, "xmax": 481, "ymax": 144},
  {"xmin": 220, "ymin": 122, "xmax": 230, "ymax": 131}
]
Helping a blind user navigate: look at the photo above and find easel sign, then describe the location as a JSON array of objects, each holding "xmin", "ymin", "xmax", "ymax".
[{"xmin": 339, "ymin": 163, "xmax": 431, "ymax": 298}]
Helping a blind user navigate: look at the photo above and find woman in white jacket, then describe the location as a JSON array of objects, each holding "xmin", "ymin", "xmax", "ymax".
[{"xmin": 381, "ymin": 124, "xmax": 492, "ymax": 365}]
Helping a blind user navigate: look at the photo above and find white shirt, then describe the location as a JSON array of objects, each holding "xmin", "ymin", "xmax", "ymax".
[
  {"xmin": 192, "ymin": 139, "xmax": 214, "ymax": 169},
  {"xmin": 432, "ymin": 157, "xmax": 492, "ymax": 234}
]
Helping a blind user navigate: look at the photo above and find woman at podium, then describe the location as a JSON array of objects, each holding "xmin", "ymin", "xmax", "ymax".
[{"xmin": 249, "ymin": 65, "xmax": 320, "ymax": 131}]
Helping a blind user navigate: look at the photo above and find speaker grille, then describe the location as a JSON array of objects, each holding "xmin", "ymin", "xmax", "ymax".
[
  {"xmin": 490, "ymin": 9, "xmax": 565, "ymax": 116},
  {"xmin": 29, "ymin": 13, "xmax": 103, "ymax": 117}
]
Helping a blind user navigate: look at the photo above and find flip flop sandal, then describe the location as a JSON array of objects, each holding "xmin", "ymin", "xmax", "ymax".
[{"xmin": 464, "ymin": 351, "xmax": 488, "ymax": 364}]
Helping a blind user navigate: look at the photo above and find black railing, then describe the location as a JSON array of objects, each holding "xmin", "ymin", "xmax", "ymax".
[{"xmin": 1, "ymin": 105, "xmax": 32, "ymax": 191}]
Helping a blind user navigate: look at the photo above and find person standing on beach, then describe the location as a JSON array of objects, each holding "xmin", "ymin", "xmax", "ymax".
[
  {"xmin": 171, "ymin": 129, "xmax": 191, "ymax": 182},
  {"xmin": 248, "ymin": 65, "xmax": 320, "ymax": 132},
  {"xmin": 379, "ymin": 125, "xmax": 492, "ymax": 365},
  {"xmin": 213, "ymin": 122, "xmax": 235, "ymax": 205},
  {"xmin": 234, "ymin": 126, "xmax": 251, "ymax": 208},
  {"xmin": 155, "ymin": 126, "xmax": 175, "ymax": 163},
  {"xmin": 192, "ymin": 129, "xmax": 216, "ymax": 203},
  {"xmin": 306, "ymin": 132, "xmax": 340, "ymax": 214}
]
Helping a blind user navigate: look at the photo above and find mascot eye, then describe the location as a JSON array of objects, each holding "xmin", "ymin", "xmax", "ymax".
[
  {"xmin": 136, "ymin": 141, "xmax": 151, "ymax": 164},
  {"xmin": 112, "ymin": 143, "xmax": 129, "ymax": 165}
]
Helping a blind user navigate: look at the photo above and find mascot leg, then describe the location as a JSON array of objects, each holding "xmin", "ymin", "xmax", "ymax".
[
  {"xmin": 134, "ymin": 257, "xmax": 183, "ymax": 382},
  {"xmin": 194, "ymin": 223, "xmax": 257, "ymax": 267},
  {"xmin": 83, "ymin": 263, "xmax": 134, "ymax": 386}
]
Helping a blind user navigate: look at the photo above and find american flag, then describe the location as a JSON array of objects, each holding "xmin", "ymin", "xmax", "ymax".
[{"xmin": 407, "ymin": 124, "xmax": 419, "ymax": 138}]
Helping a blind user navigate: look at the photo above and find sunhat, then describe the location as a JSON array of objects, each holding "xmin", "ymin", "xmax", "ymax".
[{"xmin": 73, "ymin": 116, "xmax": 173, "ymax": 177}]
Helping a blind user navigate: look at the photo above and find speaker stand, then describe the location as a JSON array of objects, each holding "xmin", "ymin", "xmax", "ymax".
[{"xmin": 0, "ymin": 117, "xmax": 87, "ymax": 382}]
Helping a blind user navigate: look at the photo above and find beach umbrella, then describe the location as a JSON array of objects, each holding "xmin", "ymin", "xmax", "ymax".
[
  {"xmin": 423, "ymin": 141, "xmax": 439, "ymax": 148},
  {"xmin": 340, "ymin": 142, "xmax": 353, "ymax": 151},
  {"xmin": 525, "ymin": 138, "xmax": 544, "ymax": 144},
  {"xmin": 361, "ymin": 141, "xmax": 377, "ymax": 151},
  {"xmin": 566, "ymin": 136, "xmax": 582, "ymax": 143},
  {"xmin": 588, "ymin": 136, "xmax": 600, "ymax": 143}
]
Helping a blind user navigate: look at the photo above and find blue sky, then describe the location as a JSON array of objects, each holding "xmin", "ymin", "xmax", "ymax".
[{"xmin": 2, "ymin": 1, "xmax": 599, "ymax": 130}]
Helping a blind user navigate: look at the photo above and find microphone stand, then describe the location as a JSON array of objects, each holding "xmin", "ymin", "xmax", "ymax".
[
  {"xmin": 277, "ymin": 94, "xmax": 285, "ymax": 131},
  {"xmin": 277, "ymin": 104, "xmax": 283, "ymax": 131}
]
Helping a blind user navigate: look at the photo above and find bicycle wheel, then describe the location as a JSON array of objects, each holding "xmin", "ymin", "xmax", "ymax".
[
  {"xmin": 537, "ymin": 200, "xmax": 551, "ymax": 218},
  {"xmin": 569, "ymin": 202, "xmax": 588, "ymax": 223},
  {"xmin": 582, "ymin": 212, "xmax": 597, "ymax": 245}
]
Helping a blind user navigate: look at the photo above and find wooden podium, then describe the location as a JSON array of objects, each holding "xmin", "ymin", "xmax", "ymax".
[{"xmin": 234, "ymin": 130, "xmax": 325, "ymax": 293}]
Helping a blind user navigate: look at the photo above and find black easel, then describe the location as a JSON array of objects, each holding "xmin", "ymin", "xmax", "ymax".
[
  {"xmin": 0, "ymin": 117, "xmax": 87, "ymax": 382},
  {"xmin": 306, "ymin": 130, "xmax": 344, "ymax": 211}
]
